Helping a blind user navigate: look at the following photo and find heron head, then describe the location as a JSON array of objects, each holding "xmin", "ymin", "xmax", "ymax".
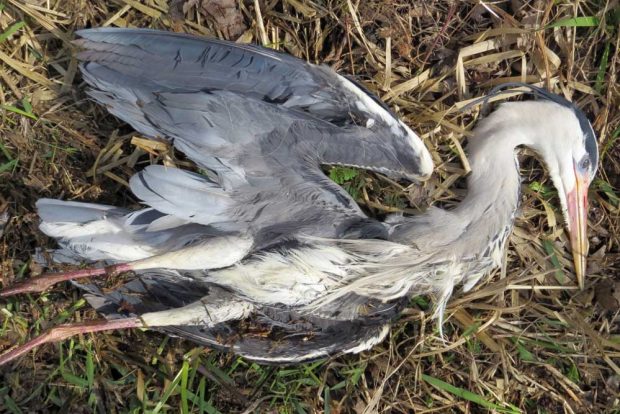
[
  {"xmin": 517, "ymin": 99, "xmax": 598, "ymax": 289},
  {"xmin": 476, "ymin": 83, "xmax": 599, "ymax": 289}
]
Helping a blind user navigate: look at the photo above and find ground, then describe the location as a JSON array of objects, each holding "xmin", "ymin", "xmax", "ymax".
[{"xmin": 0, "ymin": 0, "xmax": 619, "ymax": 413}]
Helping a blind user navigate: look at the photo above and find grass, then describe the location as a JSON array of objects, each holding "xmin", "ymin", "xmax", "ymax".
[{"xmin": 0, "ymin": 0, "xmax": 619, "ymax": 412}]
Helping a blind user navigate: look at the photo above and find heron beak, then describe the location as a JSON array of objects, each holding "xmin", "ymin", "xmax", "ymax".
[{"xmin": 566, "ymin": 168, "xmax": 589, "ymax": 289}]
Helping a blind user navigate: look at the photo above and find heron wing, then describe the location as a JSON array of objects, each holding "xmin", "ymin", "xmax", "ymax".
[
  {"xmin": 75, "ymin": 28, "xmax": 431, "ymax": 239},
  {"xmin": 76, "ymin": 28, "xmax": 429, "ymax": 159},
  {"xmin": 74, "ymin": 271, "xmax": 400, "ymax": 364}
]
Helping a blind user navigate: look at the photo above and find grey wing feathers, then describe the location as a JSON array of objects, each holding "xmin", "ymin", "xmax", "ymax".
[
  {"xmin": 76, "ymin": 28, "xmax": 432, "ymax": 175},
  {"xmin": 129, "ymin": 165, "xmax": 234, "ymax": 228},
  {"xmin": 76, "ymin": 28, "xmax": 389, "ymax": 128},
  {"xmin": 75, "ymin": 28, "xmax": 432, "ymax": 238},
  {"xmin": 74, "ymin": 270, "xmax": 398, "ymax": 364},
  {"xmin": 36, "ymin": 198, "xmax": 218, "ymax": 262},
  {"xmin": 36, "ymin": 198, "xmax": 129, "ymax": 223},
  {"xmin": 75, "ymin": 29, "xmax": 319, "ymax": 102}
]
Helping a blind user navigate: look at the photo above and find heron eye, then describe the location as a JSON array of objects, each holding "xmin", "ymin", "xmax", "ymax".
[{"xmin": 579, "ymin": 156, "xmax": 591, "ymax": 171}]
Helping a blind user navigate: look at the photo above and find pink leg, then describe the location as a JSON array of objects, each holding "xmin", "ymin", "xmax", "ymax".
[
  {"xmin": 0, "ymin": 263, "xmax": 133, "ymax": 297},
  {"xmin": 0, "ymin": 317, "xmax": 141, "ymax": 366}
]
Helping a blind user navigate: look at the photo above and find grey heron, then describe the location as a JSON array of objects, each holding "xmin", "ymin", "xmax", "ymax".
[{"xmin": 0, "ymin": 28, "xmax": 598, "ymax": 365}]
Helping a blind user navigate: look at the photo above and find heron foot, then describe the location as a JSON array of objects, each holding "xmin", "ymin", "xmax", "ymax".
[
  {"xmin": 0, "ymin": 317, "xmax": 141, "ymax": 366},
  {"xmin": 0, "ymin": 263, "xmax": 133, "ymax": 297}
]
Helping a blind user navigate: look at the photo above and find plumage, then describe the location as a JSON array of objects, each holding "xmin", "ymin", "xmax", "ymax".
[{"xmin": 0, "ymin": 28, "xmax": 598, "ymax": 365}]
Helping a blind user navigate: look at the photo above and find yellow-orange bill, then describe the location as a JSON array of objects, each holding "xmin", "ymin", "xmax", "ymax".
[{"xmin": 566, "ymin": 170, "xmax": 589, "ymax": 289}]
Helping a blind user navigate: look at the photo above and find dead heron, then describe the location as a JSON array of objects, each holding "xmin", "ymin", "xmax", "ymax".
[{"xmin": 0, "ymin": 28, "xmax": 598, "ymax": 365}]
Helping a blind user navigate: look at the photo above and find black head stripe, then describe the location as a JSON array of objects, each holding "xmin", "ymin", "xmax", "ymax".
[
  {"xmin": 575, "ymin": 108, "xmax": 599, "ymax": 171},
  {"xmin": 463, "ymin": 82, "xmax": 599, "ymax": 172},
  {"xmin": 461, "ymin": 82, "xmax": 577, "ymax": 111}
]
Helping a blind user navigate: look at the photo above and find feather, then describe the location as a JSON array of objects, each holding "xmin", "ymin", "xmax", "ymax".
[
  {"xmin": 129, "ymin": 165, "xmax": 232, "ymax": 227},
  {"xmin": 36, "ymin": 198, "xmax": 129, "ymax": 223},
  {"xmin": 37, "ymin": 199, "xmax": 224, "ymax": 262}
]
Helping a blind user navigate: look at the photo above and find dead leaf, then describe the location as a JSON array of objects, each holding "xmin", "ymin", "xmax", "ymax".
[
  {"xmin": 594, "ymin": 279, "xmax": 620, "ymax": 312},
  {"xmin": 168, "ymin": 0, "xmax": 186, "ymax": 32},
  {"xmin": 184, "ymin": 0, "xmax": 247, "ymax": 39}
]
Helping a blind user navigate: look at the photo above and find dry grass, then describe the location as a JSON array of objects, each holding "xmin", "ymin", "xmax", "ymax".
[{"xmin": 0, "ymin": 0, "xmax": 619, "ymax": 412}]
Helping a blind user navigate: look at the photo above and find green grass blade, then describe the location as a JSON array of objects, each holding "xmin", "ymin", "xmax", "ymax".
[
  {"xmin": 204, "ymin": 361, "xmax": 235, "ymax": 384},
  {"xmin": 601, "ymin": 125, "xmax": 620, "ymax": 161},
  {"xmin": 180, "ymin": 360, "xmax": 190, "ymax": 414},
  {"xmin": 85, "ymin": 350, "xmax": 94, "ymax": 390},
  {"xmin": 152, "ymin": 365, "xmax": 184, "ymax": 414},
  {"xmin": 514, "ymin": 340, "xmax": 536, "ymax": 362},
  {"xmin": 0, "ymin": 159, "xmax": 18, "ymax": 174},
  {"xmin": 542, "ymin": 239, "xmax": 565, "ymax": 283},
  {"xmin": 461, "ymin": 321, "xmax": 481, "ymax": 338},
  {"xmin": 0, "ymin": 141, "xmax": 13, "ymax": 160},
  {"xmin": 329, "ymin": 166, "xmax": 359, "ymax": 184},
  {"xmin": 323, "ymin": 385, "xmax": 331, "ymax": 414},
  {"xmin": 198, "ymin": 377, "xmax": 206, "ymax": 414},
  {"xmin": 566, "ymin": 361, "xmax": 580, "ymax": 383},
  {"xmin": 521, "ymin": 337, "xmax": 572, "ymax": 353},
  {"xmin": 293, "ymin": 399, "xmax": 308, "ymax": 414},
  {"xmin": 422, "ymin": 374, "xmax": 521, "ymax": 413},
  {"xmin": 595, "ymin": 179, "xmax": 619, "ymax": 207},
  {"xmin": 1, "ymin": 104, "xmax": 37, "ymax": 120},
  {"xmin": 21, "ymin": 97, "xmax": 33, "ymax": 114},
  {"xmin": 61, "ymin": 371, "xmax": 89, "ymax": 389},
  {"xmin": 3, "ymin": 395, "xmax": 23, "ymax": 414},
  {"xmin": 546, "ymin": 16, "xmax": 599, "ymax": 28},
  {"xmin": 595, "ymin": 42, "xmax": 610, "ymax": 93},
  {"xmin": 0, "ymin": 21, "xmax": 25, "ymax": 43}
]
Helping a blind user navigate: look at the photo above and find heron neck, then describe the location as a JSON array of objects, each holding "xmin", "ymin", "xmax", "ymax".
[
  {"xmin": 387, "ymin": 130, "xmax": 525, "ymax": 250},
  {"xmin": 454, "ymin": 130, "xmax": 523, "ymax": 235}
]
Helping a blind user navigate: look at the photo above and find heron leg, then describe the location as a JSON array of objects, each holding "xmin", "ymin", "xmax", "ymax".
[
  {"xmin": 1, "ymin": 236, "xmax": 252, "ymax": 297},
  {"xmin": 0, "ymin": 263, "xmax": 133, "ymax": 297},
  {"xmin": 139, "ymin": 296, "xmax": 254, "ymax": 327},
  {"xmin": 0, "ymin": 298, "xmax": 254, "ymax": 366},
  {"xmin": 0, "ymin": 317, "xmax": 141, "ymax": 366}
]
